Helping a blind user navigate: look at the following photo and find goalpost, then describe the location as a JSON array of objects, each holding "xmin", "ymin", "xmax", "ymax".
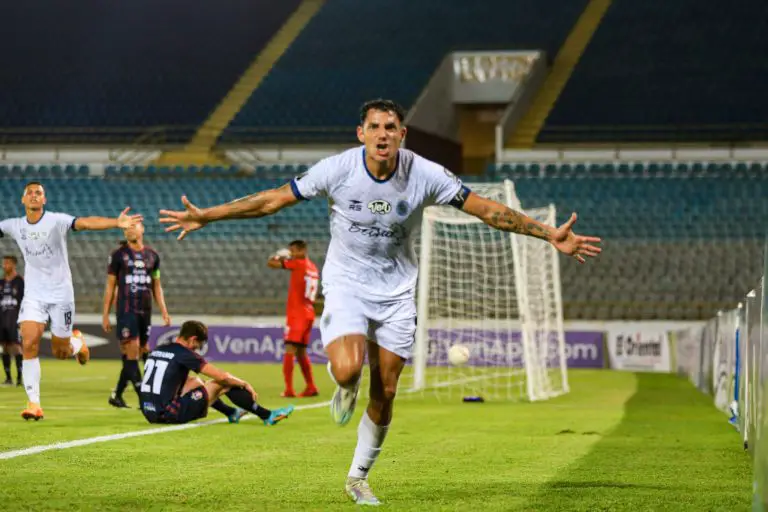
[{"xmin": 404, "ymin": 180, "xmax": 569, "ymax": 402}]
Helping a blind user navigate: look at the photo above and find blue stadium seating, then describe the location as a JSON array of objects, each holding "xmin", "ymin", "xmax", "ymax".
[
  {"xmin": 540, "ymin": 0, "xmax": 768, "ymax": 142},
  {"xmin": 0, "ymin": 163, "xmax": 763, "ymax": 318},
  {"xmin": 224, "ymin": 0, "xmax": 589, "ymax": 141},
  {"xmin": 0, "ymin": 1, "xmax": 302, "ymax": 142}
]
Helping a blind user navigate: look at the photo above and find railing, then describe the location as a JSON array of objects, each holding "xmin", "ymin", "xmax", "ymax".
[
  {"xmin": 537, "ymin": 123, "xmax": 768, "ymax": 144},
  {"xmin": 673, "ymin": 241, "xmax": 767, "ymax": 509}
]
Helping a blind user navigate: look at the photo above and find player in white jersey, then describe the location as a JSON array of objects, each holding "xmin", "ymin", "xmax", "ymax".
[
  {"xmin": 0, "ymin": 181, "xmax": 142, "ymax": 421},
  {"xmin": 159, "ymin": 99, "xmax": 602, "ymax": 505}
]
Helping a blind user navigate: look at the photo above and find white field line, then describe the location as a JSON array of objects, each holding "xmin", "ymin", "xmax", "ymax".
[
  {"xmin": 0, "ymin": 371, "xmax": 513, "ymax": 461},
  {"xmin": 0, "ymin": 401, "xmax": 330, "ymax": 460}
]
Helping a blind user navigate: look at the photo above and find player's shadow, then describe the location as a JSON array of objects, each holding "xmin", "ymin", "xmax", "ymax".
[{"xmin": 522, "ymin": 372, "xmax": 752, "ymax": 511}]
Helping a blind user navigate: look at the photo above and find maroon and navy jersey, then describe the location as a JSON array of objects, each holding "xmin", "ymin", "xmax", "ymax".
[
  {"xmin": 140, "ymin": 342, "xmax": 207, "ymax": 412},
  {"xmin": 108, "ymin": 245, "xmax": 160, "ymax": 315},
  {"xmin": 0, "ymin": 275, "xmax": 23, "ymax": 326}
]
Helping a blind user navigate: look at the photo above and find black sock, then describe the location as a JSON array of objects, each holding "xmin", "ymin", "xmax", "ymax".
[
  {"xmin": 226, "ymin": 387, "xmax": 271, "ymax": 420},
  {"xmin": 2, "ymin": 353, "xmax": 10, "ymax": 380},
  {"xmin": 114, "ymin": 359, "xmax": 130, "ymax": 398},
  {"xmin": 211, "ymin": 399, "xmax": 236, "ymax": 417},
  {"xmin": 124, "ymin": 360, "xmax": 142, "ymax": 397},
  {"xmin": 14, "ymin": 354, "xmax": 22, "ymax": 382}
]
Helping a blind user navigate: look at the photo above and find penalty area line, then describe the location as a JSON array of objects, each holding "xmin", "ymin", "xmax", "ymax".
[{"xmin": 0, "ymin": 400, "xmax": 331, "ymax": 461}]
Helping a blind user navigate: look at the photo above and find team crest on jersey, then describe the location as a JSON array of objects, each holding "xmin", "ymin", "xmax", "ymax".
[
  {"xmin": 191, "ymin": 390, "xmax": 204, "ymax": 401},
  {"xmin": 367, "ymin": 200, "xmax": 391, "ymax": 215},
  {"xmin": 396, "ymin": 200, "xmax": 409, "ymax": 216}
]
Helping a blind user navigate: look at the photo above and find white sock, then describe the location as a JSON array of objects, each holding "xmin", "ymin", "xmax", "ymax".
[
  {"xmin": 348, "ymin": 412, "xmax": 389, "ymax": 479},
  {"xmin": 22, "ymin": 358, "xmax": 41, "ymax": 405},
  {"xmin": 69, "ymin": 334, "xmax": 83, "ymax": 355}
]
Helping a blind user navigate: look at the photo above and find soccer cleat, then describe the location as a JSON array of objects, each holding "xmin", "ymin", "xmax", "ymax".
[
  {"xmin": 2, "ymin": 378, "xmax": 12, "ymax": 387},
  {"xmin": 73, "ymin": 329, "xmax": 90, "ymax": 365},
  {"xmin": 345, "ymin": 477, "xmax": 381, "ymax": 506},
  {"xmin": 280, "ymin": 389, "xmax": 296, "ymax": 398},
  {"xmin": 263, "ymin": 405, "xmax": 295, "ymax": 426},
  {"xmin": 21, "ymin": 402, "xmax": 44, "ymax": 421},
  {"xmin": 298, "ymin": 386, "xmax": 319, "ymax": 398},
  {"xmin": 16, "ymin": 378, "xmax": 23, "ymax": 387},
  {"xmin": 330, "ymin": 380, "xmax": 359, "ymax": 426},
  {"xmin": 228, "ymin": 407, "xmax": 248, "ymax": 424},
  {"xmin": 108, "ymin": 394, "xmax": 130, "ymax": 409}
]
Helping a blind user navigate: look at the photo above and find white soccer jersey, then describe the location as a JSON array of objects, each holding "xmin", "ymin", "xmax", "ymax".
[
  {"xmin": 291, "ymin": 146, "xmax": 467, "ymax": 301},
  {"xmin": 0, "ymin": 211, "xmax": 77, "ymax": 303}
]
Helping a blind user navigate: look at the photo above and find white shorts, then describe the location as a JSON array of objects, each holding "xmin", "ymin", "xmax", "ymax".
[
  {"xmin": 18, "ymin": 298, "xmax": 75, "ymax": 338},
  {"xmin": 320, "ymin": 289, "xmax": 416, "ymax": 359}
]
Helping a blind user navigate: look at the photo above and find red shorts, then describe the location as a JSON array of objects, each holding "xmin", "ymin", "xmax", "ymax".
[{"xmin": 284, "ymin": 317, "xmax": 314, "ymax": 345}]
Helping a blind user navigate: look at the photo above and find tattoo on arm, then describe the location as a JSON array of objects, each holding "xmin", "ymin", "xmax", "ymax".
[
  {"xmin": 215, "ymin": 184, "xmax": 292, "ymax": 220},
  {"xmin": 489, "ymin": 209, "xmax": 551, "ymax": 241}
]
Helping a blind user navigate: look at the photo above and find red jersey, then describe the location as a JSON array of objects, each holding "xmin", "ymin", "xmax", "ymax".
[{"xmin": 282, "ymin": 257, "xmax": 319, "ymax": 320}]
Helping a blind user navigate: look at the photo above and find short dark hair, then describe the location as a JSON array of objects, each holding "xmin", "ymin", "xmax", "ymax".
[
  {"xmin": 3, "ymin": 255, "xmax": 17, "ymax": 264},
  {"xmin": 24, "ymin": 181, "xmax": 44, "ymax": 191},
  {"xmin": 179, "ymin": 320, "xmax": 208, "ymax": 345},
  {"xmin": 289, "ymin": 240, "xmax": 307, "ymax": 250},
  {"xmin": 359, "ymin": 99, "xmax": 406, "ymax": 126}
]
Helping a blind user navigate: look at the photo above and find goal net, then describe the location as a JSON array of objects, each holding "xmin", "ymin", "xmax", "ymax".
[{"xmin": 402, "ymin": 180, "xmax": 569, "ymax": 402}]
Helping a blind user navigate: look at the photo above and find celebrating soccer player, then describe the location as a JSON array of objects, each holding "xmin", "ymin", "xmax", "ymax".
[
  {"xmin": 0, "ymin": 255, "xmax": 24, "ymax": 387},
  {"xmin": 102, "ymin": 221, "xmax": 171, "ymax": 409},
  {"xmin": 139, "ymin": 320, "xmax": 294, "ymax": 426},
  {"xmin": 159, "ymin": 99, "xmax": 601, "ymax": 505},
  {"xmin": 267, "ymin": 240, "xmax": 320, "ymax": 398},
  {"xmin": 0, "ymin": 182, "xmax": 143, "ymax": 421}
]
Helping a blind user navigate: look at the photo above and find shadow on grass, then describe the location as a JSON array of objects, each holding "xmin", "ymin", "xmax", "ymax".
[{"xmin": 523, "ymin": 373, "xmax": 752, "ymax": 511}]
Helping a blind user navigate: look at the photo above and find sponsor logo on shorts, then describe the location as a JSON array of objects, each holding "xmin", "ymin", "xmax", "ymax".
[
  {"xmin": 122, "ymin": 327, "xmax": 131, "ymax": 339},
  {"xmin": 191, "ymin": 390, "xmax": 203, "ymax": 401}
]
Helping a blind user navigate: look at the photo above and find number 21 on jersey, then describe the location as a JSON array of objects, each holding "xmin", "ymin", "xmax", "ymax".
[
  {"xmin": 141, "ymin": 359, "xmax": 168, "ymax": 395},
  {"xmin": 304, "ymin": 275, "xmax": 319, "ymax": 302}
]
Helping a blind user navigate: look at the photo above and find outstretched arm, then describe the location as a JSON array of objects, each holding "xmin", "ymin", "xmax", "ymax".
[
  {"xmin": 159, "ymin": 184, "xmax": 299, "ymax": 240},
  {"xmin": 75, "ymin": 208, "xmax": 143, "ymax": 232},
  {"xmin": 461, "ymin": 192, "xmax": 602, "ymax": 263}
]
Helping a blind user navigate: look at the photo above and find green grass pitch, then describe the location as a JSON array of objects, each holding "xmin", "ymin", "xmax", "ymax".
[{"xmin": 0, "ymin": 361, "xmax": 752, "ymax": 511}]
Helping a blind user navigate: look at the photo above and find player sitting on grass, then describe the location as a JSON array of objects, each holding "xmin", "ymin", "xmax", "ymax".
[{"xmin": 139, "ymin": 320, "xmax": 294, "ymax": 426}]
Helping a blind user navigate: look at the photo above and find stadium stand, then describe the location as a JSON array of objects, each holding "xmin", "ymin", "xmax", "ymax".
[
  {"xmin": 0, "ymin": 163, "xmax": 763, "ymax": 319},
  {"xmin": 0, "ymin": 1, "xmax": 302, "ymax": 143},
  {"xmin": 223, "ymin": 0, "xmax": 589, "ymax": 143},
  {"xmin": 539, "ymin": 0, "xmax": 768, "ymax": 143}
]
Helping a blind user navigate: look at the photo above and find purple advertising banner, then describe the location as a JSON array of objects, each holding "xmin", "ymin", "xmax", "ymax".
[{"xmin": 148, "ymin": 326, "xmax": 604, "ymax": 369}]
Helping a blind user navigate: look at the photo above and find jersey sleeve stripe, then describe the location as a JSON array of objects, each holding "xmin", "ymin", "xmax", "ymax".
[{"xmin": 289, "ymin": 179, "xmax": 307, "ymax": 201}]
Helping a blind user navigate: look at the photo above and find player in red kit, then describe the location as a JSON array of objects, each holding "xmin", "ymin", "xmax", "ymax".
[{"xmin": 267, "ymin": 240, "xmax": 319, "ymax": 398}]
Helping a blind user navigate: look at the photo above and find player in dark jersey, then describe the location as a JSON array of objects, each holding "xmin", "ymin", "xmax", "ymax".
[
  {"xmin": 1, "ymin": 255, "xmax": 24, "ymax": 387},
  {"xmin": 140, "ymin": 320, "xmax": 295, "ymax": 426},
  {"xmin": 267, "ymin": 240, "xmax": 319, "ymax": 397},
  {"xmin": 102, "ymin": 222, "xmax": 171, "ymax": 408}
]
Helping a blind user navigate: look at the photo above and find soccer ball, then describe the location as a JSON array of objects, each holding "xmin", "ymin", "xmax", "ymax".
[
  {"xmin": 448, "ymin": 344, "xmax": 470, "ymax": 366},
  {"xmin": 275, "ymin": 248, "xmax": 291, "ymax": 259}
]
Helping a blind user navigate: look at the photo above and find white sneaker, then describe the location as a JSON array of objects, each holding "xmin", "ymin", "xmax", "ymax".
[
  {"xmin": 328, "ymin": 361, "xmax": 360, "ymax": 426},
  {"xmin": 345, "ymin": 477, "xmax": 381, "ymax": 506}
]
